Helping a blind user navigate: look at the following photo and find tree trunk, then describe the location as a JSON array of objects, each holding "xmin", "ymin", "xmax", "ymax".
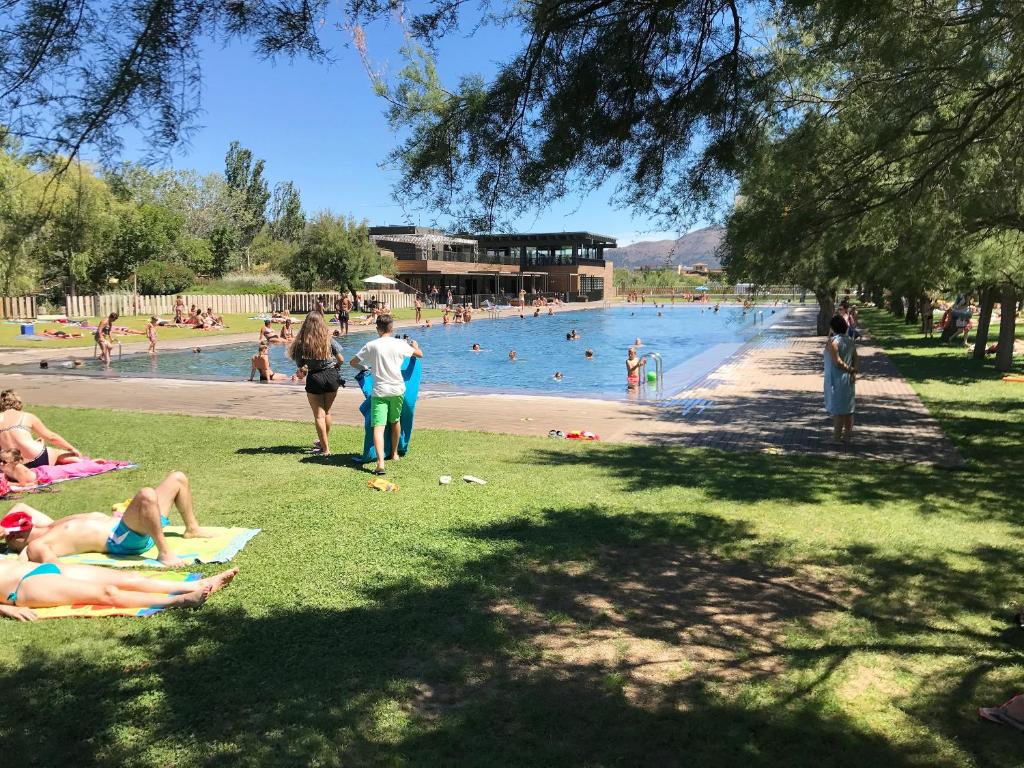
[
  {"xmin": 972, "ymin": 286, "xmax": 995, "ymax": 360},
  {"xmin": 905, "ymin": 294, "xmax": 919, "ymax": 325},
  {"xmin": 892, "ymin": 294, "xmax": 905, "ymax": 317},
  {"xmin": 996, "ymin": 284, "xmax": 1018, "ymax": 372},
  {"xmin": 814, "ymin": 287, "xmax": 835, "ymax": 336}
]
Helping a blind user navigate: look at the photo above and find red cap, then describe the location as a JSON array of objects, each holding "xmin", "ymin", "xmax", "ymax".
[{"xmin": 0, "ymin": 511, "xmax": 33, "ymax": 535}]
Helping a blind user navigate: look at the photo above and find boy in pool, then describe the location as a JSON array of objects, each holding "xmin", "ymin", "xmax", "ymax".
[
  {"xmin": 349, "ymin": 314, "xmax": 424, "ymax": 476},
  {"xmin": 2, "ymin": 471, "xmax": 215, "ymax": 567},
  {"xmin": 626, "ymin": 347, "xmax": 646, "ymax": 388}
]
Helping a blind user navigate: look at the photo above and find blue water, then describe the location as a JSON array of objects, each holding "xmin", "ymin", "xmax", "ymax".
[{"xmin": 72, "ymin": 306, "xmax": 787, "ymax": 397}]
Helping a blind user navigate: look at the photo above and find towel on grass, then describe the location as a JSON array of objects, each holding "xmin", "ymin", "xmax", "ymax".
[
  {"xmin": 32, "ymin": 572, "xmax": 201, "ymax": 620},
  {"xmin": 6, "ymin": 458, "xmax": 136, "ymax": 496}
]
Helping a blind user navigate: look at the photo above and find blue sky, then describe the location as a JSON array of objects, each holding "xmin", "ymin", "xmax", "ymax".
[{"xmin": 120, "ymin": 13, "xmax": 703, "ymax": 246}]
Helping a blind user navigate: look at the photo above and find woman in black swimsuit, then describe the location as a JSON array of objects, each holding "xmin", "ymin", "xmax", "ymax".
[{"xmin": 0, "ymin": 390, "xmax": 81, "ymax": 468}]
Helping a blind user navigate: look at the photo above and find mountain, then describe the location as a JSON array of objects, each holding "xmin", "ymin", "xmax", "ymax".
[{"xmin": 605, "ymin": 225, "xmax": 724, "ymax": 270}]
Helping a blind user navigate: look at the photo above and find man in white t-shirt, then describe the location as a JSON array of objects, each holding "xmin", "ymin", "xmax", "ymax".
[{"xmin": 349, "ymin": 314, "xmax": 423, "ymax": 474}]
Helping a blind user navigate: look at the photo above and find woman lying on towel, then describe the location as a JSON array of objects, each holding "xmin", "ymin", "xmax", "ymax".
[
  {"xmin": 0, "ymin": 556, "xmax": 237, "ymax": 621},
  {"xmin": 0, "ymin": 448, "xmax": 123, "ymax": 487},
  {"xmin": 0, "ymin": 390, "xmax": 83, "ymax": 469}
]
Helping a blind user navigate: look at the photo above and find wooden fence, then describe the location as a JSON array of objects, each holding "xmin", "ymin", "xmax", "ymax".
[
  {"xmin": 63, "ymin": 288, "xmax": 416, "ymax": 318},
  {"xmin": 0, "ymin": 296, "xmax": 36, "ymax": 319}
]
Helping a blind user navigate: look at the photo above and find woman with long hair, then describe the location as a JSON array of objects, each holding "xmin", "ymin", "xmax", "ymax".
[{"xmin": 289, "ymin": 312, "xmax": 345, "ymax": 455}]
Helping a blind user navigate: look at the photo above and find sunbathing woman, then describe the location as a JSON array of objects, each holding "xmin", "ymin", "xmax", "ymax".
[
  {"xmin": 0, "ymin": 448, "xmax": 84, "ymax": 486},
  {"xmin": 0, "ymin": 554, "xmax": 237, "ymax": 620},
  {"xmin": 280, "ymin": 318, "xmax": 295, "ymax": 341},
  {"xmin": 259, "ymin": 319, "xmax": 281, "ymax": 344},
  {"xmin": 0, "ymin": 390, "xmax": 82, "ymax": 468}
]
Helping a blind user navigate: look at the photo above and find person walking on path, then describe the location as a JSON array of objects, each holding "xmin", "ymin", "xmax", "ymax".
[
  {"xmin": 349, "ymin": 314, "xmax": 423, "ymax": 475},
  {"xmin": 290, "ymin": 312, "xmax": 346, "ymax": 456},
  {"xmin": 824, "ymin": 314, "xmax": 858, "ymax": 443}
]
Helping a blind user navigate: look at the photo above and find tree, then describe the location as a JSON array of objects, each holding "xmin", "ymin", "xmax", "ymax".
[
  {"xmin": 269, "ymin": 181, "xmax": 305, "ymax": 242},
  {"xmin": 287, "ymin": 213, "xmax": 383, "ymax": 292},
  {"xmin": 224, "ymin": 141, "xmax": 271, "ymax": 267},
  {"xmin": 0, "ymin": 2, "xmax": 327, "ymax": 164}
]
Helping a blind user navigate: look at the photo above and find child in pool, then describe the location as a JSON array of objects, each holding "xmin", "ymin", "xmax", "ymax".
[
  {"xmin": 472, "ymin": 343, "xmax": 481, "ymax": 352},
  {"xmin": 585, "ymin": 349, "xmax": 594, "ymax": 359},
  {"xmin": 626, "ymin": 347, "xmax": 646, "ymax": 388},
  {"xmin": 145, "ymin": 316, "xmax": 158, "ymax": 354},
  {"xmin": 0, "ymin": 448, "xmax": 82, "ymax": 487},
  {"xmin": 508, "ymin": 350, "xmax": 517, "ymax": 361},
  {"xmin": 553, "ymin": 372, "xmax": 563, "ymax": 380}
]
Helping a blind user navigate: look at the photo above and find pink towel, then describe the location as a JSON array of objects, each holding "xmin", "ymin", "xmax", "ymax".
[{"xmin": 32, "ymin": 458, "xmax": 134, "ymax": 485}]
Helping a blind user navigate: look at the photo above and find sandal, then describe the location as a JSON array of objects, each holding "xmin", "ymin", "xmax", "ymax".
[
  {"xmin": 370, "ymin": 468, "xmax": 387, "ymax": 476},
  {"xmin": 979, "ymin": 696, "xmax": 1024, "ymax": 732}
]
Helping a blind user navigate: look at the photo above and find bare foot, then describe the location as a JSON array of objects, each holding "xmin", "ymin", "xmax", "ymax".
[
  {"xmin": 389, "ymin": 454, "xmax": 400, "ymax": 461},
  {"xmin": 159, "ymin": 554, "xmax": 189, "ymax": 568},
  {"xmin": 196, "ymin": 567, "xmax": 239, "ymax": 596},
  {"xmin": 183, "ymin": 527, "xmax": 218, "ymax": 540},
  {"xmin": 174, "ymin": 586, "xmax": 212, "ymax": 609}
]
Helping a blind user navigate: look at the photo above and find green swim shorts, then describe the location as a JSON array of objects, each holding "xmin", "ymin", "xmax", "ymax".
[{"xmin": 370, "ymin": 395, "xmax": 404, "ymax": 427}]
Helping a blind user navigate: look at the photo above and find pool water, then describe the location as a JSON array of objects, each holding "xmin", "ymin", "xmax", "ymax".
[{"xmin": 71, "ymin": 306, "xmax": 788, "ymax": 398}]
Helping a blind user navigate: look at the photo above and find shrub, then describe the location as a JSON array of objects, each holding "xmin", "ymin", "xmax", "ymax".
[{"xmin": 137, "ymin": 259, "xmax": 196, "ymax": 295}]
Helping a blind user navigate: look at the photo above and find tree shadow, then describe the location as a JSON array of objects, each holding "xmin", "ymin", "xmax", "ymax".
[
  {"xmin": 1, "ymin": 504, "xmax": 1020, "ymax": 766},
  {"xmin": 235, "ymin": 445, "xmax": 309, "ymax": 456}
]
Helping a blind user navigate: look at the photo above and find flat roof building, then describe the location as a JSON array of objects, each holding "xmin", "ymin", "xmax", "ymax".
[{"xmin": 369, "ymin": 226, "xmax": 616, "ymax": 301}]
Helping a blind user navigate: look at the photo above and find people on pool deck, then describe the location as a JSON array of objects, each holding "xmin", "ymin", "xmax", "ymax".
[
  {"xmin": 626, "ymin": 347, "xmax": 646, "ymax": 388},
  {"xmin": 349, "ymin": 314, "xmax": 424, "ymax": 475},
  {"xmin": 0, "ymin": 391, "xmax": 82, "ymax": 469},
  {"xmin": 291, "ymin": 311, "xmax": 347, "ymax": 456},
  {"xmin": 337, "ymin": 294, "xmax": 352, "ymax": 335},
  {"xmin": 414, "ymin": 295, "xmax": 423, "ymax": 322},
  {"xmin": 2, "ymin": 471, "xmax": 215, "ymax": 567},
  {"xmin": 824, "ymin": 314, "xmax": 857, "ymax": 442},
  {"xmin": 259, "ymin": 320, "xmax": 281, "ymax": 344},
  {"xmin": 95, "ymin": 312, "xmax": 118, "ymax": 365},
  {"xmin": 0, "ymin": 447, "xmax": 82, "ymax": 486},
  {"xmin": 250, "ymin": 344, "xmax": 280, "ymax": 382},
  {"xmin": 0, "ymin": 557, "xmax": 237, "ymax": 620},
  {"xmin": 173, "ymin": 295, "xmax": 186, "ymax": 323},
  {"xmin": 146, "ymin": 316, "xmax": 158, "ymax": 354}
]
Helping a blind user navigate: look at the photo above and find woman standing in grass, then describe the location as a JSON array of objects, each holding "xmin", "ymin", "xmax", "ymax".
[
  {"xmin": 290, "ymin": 312, "xmax": 345, "ymax": 455},
  {"xmin": 824, "ymin": 314, "xmax": 857, "ymax": 442}
]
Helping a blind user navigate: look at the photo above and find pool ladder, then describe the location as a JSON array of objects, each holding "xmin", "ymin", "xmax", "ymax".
[{"xmin": 639, "ymin": 352, "xmax": 664, "ymax": 398}]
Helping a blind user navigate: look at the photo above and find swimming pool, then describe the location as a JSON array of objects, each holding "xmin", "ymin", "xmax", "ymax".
[{"xmin": 37, "ymin": 306, "xmax": 789, "ymax": 398}]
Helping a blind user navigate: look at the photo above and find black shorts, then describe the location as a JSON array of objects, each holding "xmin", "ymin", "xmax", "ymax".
[
  {"xmin": 339, "ymin": 311, "xmax": 349, "ymax": 322},
  {"xmin": 305, "ymin": 368, "xmax": 341, "ymax": 395}
]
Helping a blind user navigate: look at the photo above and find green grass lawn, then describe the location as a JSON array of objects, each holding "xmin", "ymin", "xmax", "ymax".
[
  {"xmin": 0, "ymin": 308, "xmax": 443, "ymax": 349},
  {"xmin": 0, "ymin": 311, "xmax": 1021, "ymax": 766}
]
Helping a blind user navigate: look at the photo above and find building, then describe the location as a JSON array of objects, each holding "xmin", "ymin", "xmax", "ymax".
[{"xmin": 368, "ymin": 226, "xmax": 616, "ymax": 301}]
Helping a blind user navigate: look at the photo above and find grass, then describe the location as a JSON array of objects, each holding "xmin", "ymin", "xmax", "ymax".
[
  {"xmin": 0, "ymin": 311, "xmax": 1021, "ymax": 766},
  {"xmin": 0, "ymin": 308, "xmax": 445, "ymax": 349}
]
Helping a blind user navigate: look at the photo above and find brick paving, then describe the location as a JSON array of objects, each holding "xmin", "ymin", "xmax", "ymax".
[{"xmin": 0, "ymin": 305, "xmax": 963, "ymax": 467}]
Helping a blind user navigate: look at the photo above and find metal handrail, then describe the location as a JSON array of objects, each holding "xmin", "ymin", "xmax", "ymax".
[{"xmin": 638, "ymin": 352, "xmax": 663, "ymax": 395}]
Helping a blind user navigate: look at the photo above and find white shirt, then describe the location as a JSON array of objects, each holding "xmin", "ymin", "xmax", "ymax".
[{"xmin": 356, "ymin": 336, "xmax": 413, "ymax": 397}]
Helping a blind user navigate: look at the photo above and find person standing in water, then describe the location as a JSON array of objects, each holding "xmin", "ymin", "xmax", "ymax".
[{"xmin": 626, "ymin": 347, "xmax": 645, "ymax": 389}]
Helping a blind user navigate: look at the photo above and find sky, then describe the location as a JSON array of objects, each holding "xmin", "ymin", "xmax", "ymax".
[{"xmin": 119, "ymin": 12, "xmax": 705, "ymax": 247}]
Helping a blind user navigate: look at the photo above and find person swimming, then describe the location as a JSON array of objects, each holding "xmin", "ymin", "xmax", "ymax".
[
  {"xmin": 634, "ymin": 337, "xmax": 643, "ymax": 347},
  {"xmin": 508, "ymin": 350, "xmax": 517, "ymax": 361},
  {"xmin": 472, "ymin": 343, "xmax": 481, "ymax": 352},
  {"xmin": 553, "ymin": 372, "xmax": 563, "ymax": 380},
  {"xmin": 585, "ymin": 349, "xmax": 594, "ymax": 359}
]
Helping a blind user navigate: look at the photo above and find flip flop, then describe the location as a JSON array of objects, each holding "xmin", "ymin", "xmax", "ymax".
[
  {"xmin": 370, "ymin": 468, "xmax": 387, "ymax": 476},
  {"xmin": 979, "ymin": 698, "xmax": 1024, "ymax": 732},
  {"xmin": 463, "ymin": 475, "xmax": 487, "ymax": 485},
  {"xmin": 439, "ymin": 475, "xmax": 452, "ymax": 485}
]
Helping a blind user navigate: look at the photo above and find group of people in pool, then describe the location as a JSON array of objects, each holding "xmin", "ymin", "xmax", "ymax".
[{"xmin": 0, "ymin": 389, "xmax": 238, "ymax": 620}]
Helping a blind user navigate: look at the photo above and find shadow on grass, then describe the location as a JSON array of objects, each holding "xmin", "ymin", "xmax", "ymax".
[
  {"xmin": 235, "ymin": 445, "xmax": 310, "ymax": 456},
  {"xmin": 1, "ymin": 505, "xmax": 1021, "ymax": 767}
]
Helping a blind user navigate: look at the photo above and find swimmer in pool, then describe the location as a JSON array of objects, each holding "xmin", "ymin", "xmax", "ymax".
[
  {"xmin": 626, "ymin": 347, "xmax": 646, "ymax": 388},
  {"xmin": 472, "ymin": 343, "xmax": 481, "ymax": 352},
  {"xmin": 508, "ymin": 350, "xmax": 517, "ymax": 361},
  {"xmin": 553, "ymin": 372, "xmax": 563, "ymax": 380},
  {"xmin": 634, "ymin": 337, "xmax": 643, "ymax": 347},
  {"xmin": 585, "ymin": 349, "xmax": 594, "ymax": 359},
  {"xmin": 249, "ymin": 343, "xmax": 280, "ymax": 381}
]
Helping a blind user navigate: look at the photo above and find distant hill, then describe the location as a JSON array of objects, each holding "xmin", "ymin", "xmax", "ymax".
[{"xmin": 606, "ymin": 226, "xmax": 724, "ymax": 270}]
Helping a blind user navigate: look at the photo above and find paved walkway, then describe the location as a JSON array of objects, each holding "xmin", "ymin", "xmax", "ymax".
[{"xmin": 0, "ymin": 306, "xmax": 963, "ymax": 467}]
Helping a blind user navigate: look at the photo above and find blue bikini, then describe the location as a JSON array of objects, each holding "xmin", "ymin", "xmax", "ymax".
[{"xmin": 6, "ymin": 563, "xmax": 61, "ymax": 604}]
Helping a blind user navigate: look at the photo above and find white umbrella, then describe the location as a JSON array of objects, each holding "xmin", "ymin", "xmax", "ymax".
[{"xmin": 363, "ymin": 274, "xmax": 397, "ymax": 285}]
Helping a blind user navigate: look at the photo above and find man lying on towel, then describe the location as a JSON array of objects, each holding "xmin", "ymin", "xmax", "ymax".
[{"xmin": 2, "ymin": 470, "xmax": 214, "ymax": 567}]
